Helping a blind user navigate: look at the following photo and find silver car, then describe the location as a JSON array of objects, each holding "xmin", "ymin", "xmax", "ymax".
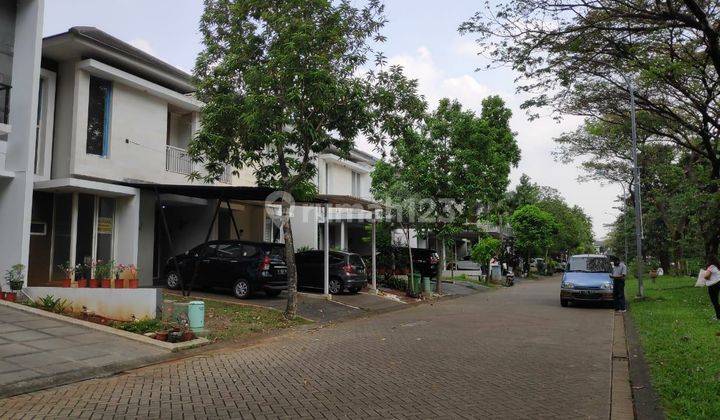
[{"xmin": 560, "ymin": 254, "xmax": 614, "ymax": 307}]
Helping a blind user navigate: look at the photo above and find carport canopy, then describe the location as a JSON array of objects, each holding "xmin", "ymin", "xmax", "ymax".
[{"xmin": 123, "ymin": 182, "xmax": 383, "ymax": 297}]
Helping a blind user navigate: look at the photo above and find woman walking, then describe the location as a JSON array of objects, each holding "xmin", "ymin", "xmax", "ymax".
[{"xmin": 704, "ymin": 256, "xmax": 720, "ymax": 320}]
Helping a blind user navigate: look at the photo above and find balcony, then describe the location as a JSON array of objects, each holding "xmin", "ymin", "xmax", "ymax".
[
  {"xmin": 0, "ymin": 83, "xmax": 10, "ymax": 135},
  {"xmin": 165, "ymin": 144, "xmax": 232, "ymax": 184}
]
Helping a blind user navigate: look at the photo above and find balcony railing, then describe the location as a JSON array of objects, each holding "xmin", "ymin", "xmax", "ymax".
[
  {"xmin": 0, "ymin": 83, "xmax": 10, "ymax": 125},
  {"xmin": 165, "ymin": 144, "xmax": 233, "ymax": 184}
]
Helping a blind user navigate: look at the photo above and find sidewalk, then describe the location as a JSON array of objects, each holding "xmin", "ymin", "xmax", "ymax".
[{"xmin": 0, "ymin": 304, "xmax": 169, "ymax": 398}]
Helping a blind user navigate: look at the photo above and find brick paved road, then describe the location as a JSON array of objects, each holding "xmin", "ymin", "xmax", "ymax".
[{"xmin": 0, "ymin": 276, "xmax": 613, "ymax": 419}]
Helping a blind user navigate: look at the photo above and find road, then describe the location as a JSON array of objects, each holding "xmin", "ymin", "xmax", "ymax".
[{"xmin": 0, "ymin": 276, "xmax": 614, "ymax": 419}]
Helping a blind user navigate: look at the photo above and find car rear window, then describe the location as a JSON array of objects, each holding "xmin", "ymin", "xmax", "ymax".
[
  {"xmin": 349, "ymin": 254, "xmax": 365, "ymax": 268},
  {"xmin": 568, "ymin": 256, "xmax": 611, "ymax": 273}
]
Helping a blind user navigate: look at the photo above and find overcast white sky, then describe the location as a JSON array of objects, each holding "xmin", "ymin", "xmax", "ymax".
[{"xmin": 43, "ymin": 0, "xmax": 621, "ymax": 238}]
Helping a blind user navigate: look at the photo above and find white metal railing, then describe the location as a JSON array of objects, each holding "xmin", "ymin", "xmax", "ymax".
[
  {"xmin": 165, "ymin": 144, "xmax": 233, "ymax": 184},
  {"xmin": 165, "ymin": 144, "xmax": 193, "ymax": 175}
]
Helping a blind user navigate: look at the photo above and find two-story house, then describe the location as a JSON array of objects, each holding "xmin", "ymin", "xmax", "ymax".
[{"xmin": 23, "ymin": 27, "xmax": 268, "ymax": 287}]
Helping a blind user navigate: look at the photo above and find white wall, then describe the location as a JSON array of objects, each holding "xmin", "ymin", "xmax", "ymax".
[
  {"xmin": 25, "ymin": 287, "xmax": 160, "ymax": 321},
  {"xmin": 0, "ymin": 0, "xmax": 43, "ymax": 288}
]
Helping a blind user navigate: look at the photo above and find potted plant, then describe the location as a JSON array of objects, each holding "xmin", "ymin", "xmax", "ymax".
[
  {"xmin": 114, "ymin": 263, "xmax": 125, "ymax": 289},
  {"xmin": 57, "ymin": 261, "xmax": 77, "ymax": 287},
  {"xmin": 94, "ymin": 260, "xmax": 113, "ymax": 288},
  {"xmin": 126, "ymin": 265, "xmax": 139, "ymax": 289},
  {"xmin": 76, "ymin": 263, "xmax": 88, "ymax": 288},
  {"xmin": 4, "ymin": 264, "xmax": 25, "ymax": 302},
  {"xmin": 88, "ymin": 260, "xmax": 100, "ymax": 288}
]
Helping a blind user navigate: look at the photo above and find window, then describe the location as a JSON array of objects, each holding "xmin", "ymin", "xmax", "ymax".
[
  {"xmin": 86, "ymin": 76, "xmax": 112, "ymax": 156},
  {"xmin": 351, "ymin": 171, "xmax": 361, "ymax": 197},
  {"xmin": 264, "ymin": 215, "xmax": 283, "ymax": 243}
]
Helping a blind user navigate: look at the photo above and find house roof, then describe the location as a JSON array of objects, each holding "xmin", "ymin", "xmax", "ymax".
[{"xmin": 43, "ymin": 27, "xmax": 195, "ymax": 94}]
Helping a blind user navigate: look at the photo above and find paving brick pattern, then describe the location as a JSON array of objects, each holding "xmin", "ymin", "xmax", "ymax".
[
  {"xmin": 0, "ymin": 305, "xmax": 167, "ymax": 395},
  {"xmin": 0, "ymin": 277, "xmax": 614, "ymax": 419}
]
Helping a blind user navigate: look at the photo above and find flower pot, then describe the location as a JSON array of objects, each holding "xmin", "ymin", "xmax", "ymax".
[
  {"xmin": 181, "ymin": 331, "xmax": 195, "ymax": 342},
  {"xmin": 101, "ymin": 279, "xmax": 111, "ymax": 288},
  {"xmin": 114, "ymin": 279, "xmax": 124, "ymax": 289},
  {"xmin": 155, "ymin": 331, "xmax": 168, "ymax": 341},
  {"xmin": 76, "ymin": 279, "xmax": 88, "ymax": 288},
  {"xmin": 5, "ymin": 292, "xmax": 16, "ymax": 302},
  {"xmin": 60, "ymin": 278, "xmax": 72, "ymax": 288},
  {"xmin": 128, "ymin": 278, "xmax": 139, "ymax": 289},
  {"xmin": 0, "ymin": 291, "xmax": 5, "ymax": 300},
  {"xmin": 88, "ymin": 278, "xmax": 99, "ymax": 288}
]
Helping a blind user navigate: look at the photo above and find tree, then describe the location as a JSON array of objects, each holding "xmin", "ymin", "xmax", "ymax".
[
  {"xmin": 509, "ymin": 205, "xmax": 558, "ymax": 267},
  {"xmin": 376, "ymin": 96, "xmax": 520, "ymax": 292},
  {"xmin": 461, "ymin": 0, "xmax": 720, "ymax": 261},
  {"xmin": 191, "ymin": 0, "xmax": 389, "ymax": 318},
  {"xmin": 471, "ymin": 236, "xmax": 502, "ymax": 274},
  {"xmin": 535, "ymin": 189, "xmax": 595, "ymax": 257}
]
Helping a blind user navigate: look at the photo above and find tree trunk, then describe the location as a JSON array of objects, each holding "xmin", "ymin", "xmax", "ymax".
[
  {"xmin": 282, "ymin": 202, "xmax": 298, "ymax": 319},
  {"xmin": 437, "ymin": 238, "xmax": 444, "ymax": 294}
]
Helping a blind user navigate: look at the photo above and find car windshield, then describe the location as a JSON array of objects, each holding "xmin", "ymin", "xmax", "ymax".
[
  {"xmin": 349, "ymin": 254, "xmax": 365, "ymax": 268},
  {"xmin": 568, "ymin": 256, "xmax": 611, "ymax": 273}
]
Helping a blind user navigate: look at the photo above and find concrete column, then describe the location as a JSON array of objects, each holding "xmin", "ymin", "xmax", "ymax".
[
  {"xmin": 370, "ymin": 210, "xmax": 377, "ymax": 294},
  {"xmin": 340, "ymin": 220, "xmax": 346, "ymax": 251},
  {"xmin": 323, "ymin": 203, "xmax": 330, "ymax": 298},
  {"xmin": 0, "ymin": 0, "xmax": 44, "ymax": 288}
]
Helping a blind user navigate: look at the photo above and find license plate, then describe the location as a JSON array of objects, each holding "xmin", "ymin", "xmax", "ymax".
[{"xmin": 276, "ymin": 269, "xmax": 287, "ymax": 275}]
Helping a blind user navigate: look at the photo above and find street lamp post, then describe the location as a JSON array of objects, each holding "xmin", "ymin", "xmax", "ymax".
[{"xmin": 625, "ymin": 75, "xmax": 645, "ymax": 298}]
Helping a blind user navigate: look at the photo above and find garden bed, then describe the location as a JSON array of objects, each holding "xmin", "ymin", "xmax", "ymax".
[{"xmin": 627, "ymin": 275, "xmax": 720, "ymax": 418}]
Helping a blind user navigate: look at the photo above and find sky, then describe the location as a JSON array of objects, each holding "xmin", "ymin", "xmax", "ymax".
[{"xmin": 43, "ymin": 0, "xmax": 621, "ymax": 238}]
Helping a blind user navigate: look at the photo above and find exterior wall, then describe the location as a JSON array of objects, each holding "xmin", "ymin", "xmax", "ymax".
[
  {"xmin": 25, "ymin": 287, "xmax": 160, "ymax": 321},
  {"xmin": 0, "ymin": 1, "xmax": 15, "ymax": 85},
  {"xmin": 137, "ymin": 190, "xmax": 156, "ymax": 287},
  {"xmin": 0, "ymin": 0, "xmax": 43, "ymax": 289}
]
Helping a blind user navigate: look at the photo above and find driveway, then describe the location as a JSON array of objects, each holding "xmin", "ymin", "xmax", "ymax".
[
  {"xmin": 0, "ymin": 276, "xmax": 614, "ymax": 418},
  {"xmin": 0, "ymin": 304, "xmax": 169, "ymax": 398}
]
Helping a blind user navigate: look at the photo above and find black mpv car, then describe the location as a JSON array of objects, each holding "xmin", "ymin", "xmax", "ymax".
[
  {"xmin": 295, "ymin": 250, "xmax": 367, "ymax": 294},
  {"xmin": 165, "ymin": 240, "xmax": 288, "ymax": 299}
]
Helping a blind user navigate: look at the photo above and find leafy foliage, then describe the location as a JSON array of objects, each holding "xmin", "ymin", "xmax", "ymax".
[
  {"xmin": 471, "ymin": 237, "xmax": 502, "ymax": 268},
  {"xmin": 30, "ymin": 295, "xmax": 70, "ymax": 314},
  {"xmin": 509, "ymin": 205, "xmax": 558, "ymax": 260}
]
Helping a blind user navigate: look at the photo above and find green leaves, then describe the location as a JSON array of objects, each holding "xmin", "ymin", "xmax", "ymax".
[{"xmin": 509, "ymin": 204, "xmax": 558, "ymax": 258}]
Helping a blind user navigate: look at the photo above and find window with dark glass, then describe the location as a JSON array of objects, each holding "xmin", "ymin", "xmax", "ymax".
[{"xmin": 86, "ymin": 76, "xmax": 112, "ymax": 156}]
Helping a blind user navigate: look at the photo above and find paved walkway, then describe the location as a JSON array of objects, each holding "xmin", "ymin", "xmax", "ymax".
[
  {"xmin": 0, "ymin": 276, "xmax": 615, "ymax": 418},
  {"xmin": 0, "ymin": 304, "xmax": 168, "ymax": 398}
]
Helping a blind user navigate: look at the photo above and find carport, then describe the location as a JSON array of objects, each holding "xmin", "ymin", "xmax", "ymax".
[{"xmin": 124, "ymin": 183, "xmax": 384, "ymax": 298}]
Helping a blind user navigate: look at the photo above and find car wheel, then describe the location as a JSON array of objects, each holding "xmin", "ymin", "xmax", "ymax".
[
  {"xmin": 166, "ymin": 271, "xmax": 181, "ymax": 290},
  {"xmin": 329, "ymin": 278, "xmax": 342, "ymax": 294},
  {"xmin": 265, "ymin": 289, "xmax": 281, "ymax": 298},
  {"xmin": 561, "ymin": 299, "xmax": 569, "ymax": 307},
  {"xmin": 233, "ymin": 279, "xmax": 251, "ymax": 299}
]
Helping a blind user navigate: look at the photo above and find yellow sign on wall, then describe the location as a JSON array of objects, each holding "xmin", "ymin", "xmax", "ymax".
[{"xmin": 97, "ymin": 217, "xmax": 113, "ymax": 234}]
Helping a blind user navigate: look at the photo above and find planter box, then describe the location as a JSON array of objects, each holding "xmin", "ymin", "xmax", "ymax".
[{"xmin": 24, "ymin": 287, "xmax": 161, "ymax": 321}]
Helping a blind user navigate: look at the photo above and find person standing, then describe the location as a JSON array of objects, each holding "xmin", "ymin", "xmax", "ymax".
[
  {"xmin": 612, "ymin": 259, "xmax": 628, "ymax": 312},
  {"xmin": 703, "ymin": 256, "xmax": 720, "ymax": 320}
]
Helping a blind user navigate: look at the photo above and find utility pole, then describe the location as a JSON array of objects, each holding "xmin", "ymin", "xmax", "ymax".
[
  {"xmin": 623, "ymin": 188, "xmax": 629, "ymax": 264},
  {"xmin": 627, "ymin": 75, "xmax": 644, "ymax": 298}
]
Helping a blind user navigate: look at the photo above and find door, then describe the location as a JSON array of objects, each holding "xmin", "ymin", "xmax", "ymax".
[
  {"xmin": 305, "ymin": 252, "xmax": 325, "ymax": 289},
  {"xmin": 190, "ymin": 243, "xmax": 218, "ymax": 288},
  {"xmin": 206, "ymin": 242, "xmax": 243, "ymax": 287}
]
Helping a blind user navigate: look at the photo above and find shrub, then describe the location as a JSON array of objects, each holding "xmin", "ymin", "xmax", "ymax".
[
  {"xmin": 30, "ymin": 295, "xmax": 70, "ymax": 314},
  {"xmin": 111, "ymin": 318, "xmax": 166, "ymax": 334}
]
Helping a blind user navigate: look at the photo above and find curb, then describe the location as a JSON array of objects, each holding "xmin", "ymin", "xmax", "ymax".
[
  {"xmin": 624, "ymin": 311, "xmax": 666, "ymax": 420},
  {"xmin": 0, "ymin": 299, "xmax": 209, "ymax": 352},
  {"xmin": 611, "ymin": 312, "xmax": 634, "ymax": 419}
]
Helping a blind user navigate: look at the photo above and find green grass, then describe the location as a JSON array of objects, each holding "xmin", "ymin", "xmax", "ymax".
[
  {"xmin": 627, "ymin": 275, "xmax": 720, "ymax": 419},
  {"xmin": 167, "ymin": 296, "xmax": 311, "ymax": 342}
]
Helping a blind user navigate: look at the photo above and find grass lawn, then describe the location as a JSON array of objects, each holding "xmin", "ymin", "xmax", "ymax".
[
  {"xmin": 166, "ymin": 295, "xmax": 311, "ymax": 342},
  {"xmin": 627, "ymin": 275, "xmax": 720, "ymax": 419}
]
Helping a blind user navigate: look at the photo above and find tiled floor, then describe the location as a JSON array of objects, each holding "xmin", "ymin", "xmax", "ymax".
[{"xmin": 0, "ymin": 304, "xmax": 168, "ymax": 396}]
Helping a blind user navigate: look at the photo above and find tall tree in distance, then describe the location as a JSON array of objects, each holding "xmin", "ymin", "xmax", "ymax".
[
  {"xmin": 191, "ymin": 0, "xmax": 390, "ymax": 318},
  {"xmin": 461, "ymin": 0, "xmax": 720, "ymax": 261}
]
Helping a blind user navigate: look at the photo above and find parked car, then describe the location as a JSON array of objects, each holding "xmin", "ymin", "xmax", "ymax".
[
  {"xmin": 560, "ymin": 254, "xmax": 614, "ymax": 307},
  {"xmin": 165, "ymin": 240, "xmax": 288, "ymax": 299},
  {"xmin": 447, "ymin": 256, "xmax": 483, "ymax": 271},
  {"xmin": 295, "ymin": 250, "xmax": 367, "ymax": 294},
  {"xmin": 372, "ymin": 247, "xmax": 439, "ymax": 279}
]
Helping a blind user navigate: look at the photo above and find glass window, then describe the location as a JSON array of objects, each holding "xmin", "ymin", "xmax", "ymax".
[
  {"xmin": 568, "ymin": 256, "xmax": 611, "ymax": 273},
  {"xmin": 351, "ymin": 171, "xmax": 361, "ymax": 197},
  {"xmin": 51, "ymin": 193, "xmax": 73, "ymax": 281},
  {"xmin": 96, "ymin": 197, "xmax": 115, "ymax": 264},
  {"xmin": 75, "ymin": 194, "xmax": 95, "ymax": 268},
  {"xmin": 86, "ymin": 76, "xmax": 112, "ymax": 156},
  {"xmin": 215, "ymin": 243, "xmax": 242, "ymax": 258}
]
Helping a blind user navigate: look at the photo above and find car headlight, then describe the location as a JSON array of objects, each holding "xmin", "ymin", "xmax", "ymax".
[
  {"xmin": 561, "ymin": 282, "xmax": 574, "ymax": 289},
  {"xmin": 601, "ymin": 282, "xmax": 614, "ymax": 290}
]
